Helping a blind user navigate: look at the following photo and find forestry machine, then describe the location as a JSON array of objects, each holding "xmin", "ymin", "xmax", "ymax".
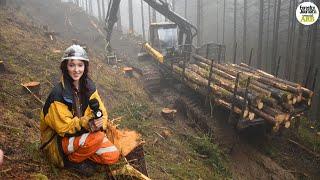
[{"xmin": 104, "ymin": 0, "xmax": 198, "ymax": 64}]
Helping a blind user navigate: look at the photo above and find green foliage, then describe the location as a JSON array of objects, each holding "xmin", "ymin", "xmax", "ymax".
[
  {"xmin": 187, "ymin": 135, "xmax": 230, "ymax": 177},
  {"xmin": 24, "ymin": 141, "xmax": 42, "ymax": 161},
  {"xmin": 30, "ymin": 173, "xmax": 48, "ymax": 180},
  {"xmin": 296, "ymin": 118, "xmax": 320, "ymax": 153}
]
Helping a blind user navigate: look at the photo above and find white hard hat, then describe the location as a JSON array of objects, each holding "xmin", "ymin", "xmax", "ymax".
[{"xmin": 61, "ymin": 44, "xmax": 89, "ymax": 61}]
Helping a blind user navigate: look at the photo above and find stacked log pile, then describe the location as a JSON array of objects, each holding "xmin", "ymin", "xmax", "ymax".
[{"xmin": 166, "ymin": 54, "xmax": 313, "ymax": 131}]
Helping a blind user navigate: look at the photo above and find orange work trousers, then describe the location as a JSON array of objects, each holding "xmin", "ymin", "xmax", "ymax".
[{"xmin": 62, "ymin": 131, "xmax": 120, "ymax": 165}]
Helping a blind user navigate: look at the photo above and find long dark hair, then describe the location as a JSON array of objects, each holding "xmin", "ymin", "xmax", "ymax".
[{"xmin": 60, "ymin": 60, "xmax": 90, "ymax": 96}]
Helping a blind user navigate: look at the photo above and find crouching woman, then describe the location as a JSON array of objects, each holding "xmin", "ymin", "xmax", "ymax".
[{"xmin": 40, "ymin": 45, "xmax": 120, "ymax": 174}]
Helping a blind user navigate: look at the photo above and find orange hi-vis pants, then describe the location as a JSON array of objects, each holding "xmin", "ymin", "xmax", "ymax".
[{"xmin": 62, "ymin": 131, "xmax": 120, "ymax": 165}]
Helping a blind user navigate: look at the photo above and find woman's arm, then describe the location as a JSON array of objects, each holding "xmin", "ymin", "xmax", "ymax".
[{"xmin": 44, "ymin": 101, "xmax": 92, "ymax": 136}]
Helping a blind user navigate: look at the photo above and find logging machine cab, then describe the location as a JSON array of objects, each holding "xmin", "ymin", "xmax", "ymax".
[{"xmin": 149, "ymin": 22, "xmax": 179, "ymax": 59}]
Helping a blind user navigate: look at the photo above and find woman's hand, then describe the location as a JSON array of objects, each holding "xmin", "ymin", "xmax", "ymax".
[
  {"xmin": 93, "ymin": 118, "xmax": 103, "ymax": 130},
  {"xmin": 88, "ymin": 118, "xmax": 103, "ymax": 132},
  {"xmin": 0, "ymin": 149, "xmax": 3, "ymax": 166}
]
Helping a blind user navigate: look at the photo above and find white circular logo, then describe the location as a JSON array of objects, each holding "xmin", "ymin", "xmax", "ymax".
[
  {"xmin": 296, "ymin": 2, "xmax": 319, "ymax": 25},
  {"xmin": 96, "ymin": 111, "xmax": 102, "ymax": 118}
]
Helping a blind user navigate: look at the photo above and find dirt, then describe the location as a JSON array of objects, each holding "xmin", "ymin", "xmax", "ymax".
[{"xmin": 0, "ymin": 0, "xmax": 319, "ymax": 179}]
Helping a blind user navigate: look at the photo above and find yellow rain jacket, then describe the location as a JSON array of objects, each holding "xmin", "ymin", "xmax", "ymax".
[{"xmin": 40, "ymin": 77, "xmax": 108, "ymax": 167}]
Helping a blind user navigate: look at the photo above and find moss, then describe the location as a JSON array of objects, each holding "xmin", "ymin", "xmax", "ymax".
[
  {"xmin": 30, "ymin": 173, "xmax": 48, "ymax": 180},
  {"xmin": 24, "ymin": 141, "xmax": 42, "ymax": 161},
  {"xmin": 186, "ymin": 134, "xmax": 231, "ymax": 178}
]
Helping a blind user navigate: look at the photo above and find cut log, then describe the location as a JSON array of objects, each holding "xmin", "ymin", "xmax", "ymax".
[
  {"xmin": 261, "ymin": 105, "xmax": 287, "ymax": 123},
  {"xmin": 301, "ymin": 87, "xmax": 314, "ymax": 98},
  {"xmin": 248, "ymin": 112, "xmax": 255, "ymax": 121},
  {"xmin": 123, "ymin": 67, "xmax": 134, "ymax": 78},
  {"xmin": 284, "ymin": 121, "xmax": 291, "ymax": 128},
  {"xmin": 21, "ymin": 81, "xmax": 40, "ymax": 96},
  {"xmin": 301, "ymin": 97, "xmax": 312, "ymax": 106},
  {"xmin": 250, "ymin": 107, "xmax": 277, "ymax": 125},
  {"xmin": 171, "ymin": 54, "xmax": 313, "ymax": 129},
  {"xmin": 214, "ymin": 98, "xmax": 245, "ymax": 117},
  {"xmin": 161, "ymin": 108, "xmax": 177, "ymax": 121},
  {"xmin": 187, "ymin": 65, "xmax": 263, "ymax": 109},
  {"xmin": 0, "ymin": 61, "xmax": 4, "ymax": 72},
  {"xmin": 111, "ymin": 164, "xmax": 151, "ymax": 180},
  {"xmin": 230, "ymin": 64, "xmax": 298, "ymax": 96},
  {"xmin": 239, "ymin": 63, "xmax": 302, "ymax": 89},
  {"xmin": 193, "ymin": 55, "xmax": 294, "ymax": 100}
]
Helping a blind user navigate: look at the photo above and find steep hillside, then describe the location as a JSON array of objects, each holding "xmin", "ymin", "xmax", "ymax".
[{"xmin": 0, "ymin": 1, "xmax": 229, "ymax": 179}]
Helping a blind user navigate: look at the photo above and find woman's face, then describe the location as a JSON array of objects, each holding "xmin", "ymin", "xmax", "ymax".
[{"xmin": 67, "ymin": 59, "xmax": 85, "ymax": 81}]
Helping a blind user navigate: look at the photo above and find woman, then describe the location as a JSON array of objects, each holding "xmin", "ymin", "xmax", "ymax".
[{"xmin": 40, "ymin": 45, "xmax": 120, "ymax": 175}]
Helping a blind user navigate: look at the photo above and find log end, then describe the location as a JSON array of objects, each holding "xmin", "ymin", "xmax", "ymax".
[
  {"xmin": 248, "ymin": 112, "xmax": 255, "ymax": 121},
  {"xmin": 161, "ymin": 108, "xmax": 177, "ymax": 121},
  {"xmin": 257, "ymin": 102, "xmax": 264, "ymax": 110},
  {"xmin": 21, "ymin": 81, "xmax": 41, "ymax": 96},
  {"xmin": 284, "ymin": 121, "xmax": 291, "ymax": 129},
  {"xmin": 0, "ymin": 61, "xmax": 5, "ymax": 72},
  {"xmin": 123, "ymin": 67, "xmax": 134, "ymax": 78}
]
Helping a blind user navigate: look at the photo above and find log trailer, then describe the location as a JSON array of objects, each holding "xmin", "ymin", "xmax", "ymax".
[{"xmin": 104, "ymin": 0, "xmax": 313, "ymax": 135}]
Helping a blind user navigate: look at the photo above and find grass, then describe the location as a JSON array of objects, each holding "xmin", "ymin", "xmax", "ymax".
[
  {"xmin": 186, "ymin": 134, "xmax": 231, "ymax": 178},
  {"xmin": 294, "ymin": 117, "xmax": 320, "ymax": 153}
]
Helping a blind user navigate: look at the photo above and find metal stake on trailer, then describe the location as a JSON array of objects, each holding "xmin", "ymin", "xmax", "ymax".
[{"xmin": 228, "ymin": 72, "xmax": 241, "ymax": 126}]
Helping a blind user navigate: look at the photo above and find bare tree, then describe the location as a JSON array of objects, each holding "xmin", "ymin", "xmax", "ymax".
[
  {"xmin": 284, "ymin": 0, "xmax": 293, "ymax": 80},
  {"xmin": 216, "ymin": 0, "xmax": 219, "ymax": 43},
  {"xmin": 141, "ymin": 0, "xmax": 146, "ymax": 40},
  {"xmin": 265, "ymin": 0, "xmax": 271, "ymax": 70},
  {"xmin": 184, "ymin": 0, "xmax": 187, "ymax": 18},
  {"xmin": 148, "ymin": 5, "xmax": 151, "ymax": 25},
  {"xmin": 233, "ymin": 0, "xmax": 237, "ymax": 63},
  {"xmin": 293, "ymin": 23, "xmax": 304, "ymax": 82},
  {"xmin": 85, "ymin": 0, "xmax": 88, "ymax": 13},
  {"xmin": 89, "ymin": 0, "xmax": 93, "ymax": 15},
  {"xmin": 0, "ymin": 0, "xmax": 6, "ymax": 6},
  {"xmin": 128, "ymin": 0, "xmax": 134, "ymax": 33},
  {"xmin": 257, "ymin": 0, "xmax": 264, "ymax": 69},
  {"xmin": 271, "ymin": 0, "xmax": 281, "ymax": 74},
  {"xmin": 96, "ymin": 0, "xmax": 102, "ymax": 22},
  {"xmin": 243, "ymin": 0, "xmax": 247, "ymax": 61},
  {"xmin": 289, "ymin": 0, "xmax": 298, "ymax": 79},
  {"xmin": 101, "ymin": 0, "xmax": 106, "ymax": 20},
  {"xmin": 117, "ymin": 5, "xmax": 122, "ymax": 32},
  {"xmin": 197, "ymin": 0, "xmax": 202, "ymax": 46},
  {"xmin": 223, "ymin": 0, "xmax": 225, "ymax": 44}
]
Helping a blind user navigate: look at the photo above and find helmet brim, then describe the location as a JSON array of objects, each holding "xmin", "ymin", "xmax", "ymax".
[{"xmin": 61, "ymin": 57, "xmax": 89, "ymax": 61}]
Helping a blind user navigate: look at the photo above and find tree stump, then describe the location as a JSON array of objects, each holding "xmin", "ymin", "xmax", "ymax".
[
  {"xmin": 161, "ymin": 108, "xmax": 177, "ymax": 121},
  {"xmin": 21, "ymin": 81, "xmax": 41, "ymax": 97},
  {"xmin": 123, "ymin": 67, "xmax": 133, "ymax": 78},
  {"xmin": 161, "ymin": 129, "xmax": 172, "ymax": 139},
  {"xmin": 0, "ymin": 61, "xmax": 5, "ymax": 72}
]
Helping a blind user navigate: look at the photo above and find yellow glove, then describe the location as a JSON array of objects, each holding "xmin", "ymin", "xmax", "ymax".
[{"xmin": 79, "ymin": 115, "xmax": 93, "ymax": 130}]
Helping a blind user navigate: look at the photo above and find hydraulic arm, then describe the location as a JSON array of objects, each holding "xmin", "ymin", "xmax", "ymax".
[
  {"xmin": 105, "ymin": 0, "xmax": 121, "ymax": 53},
  {"xmin": 104, "ymin": 0, "xmax": 197, "ymax": 54}
]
